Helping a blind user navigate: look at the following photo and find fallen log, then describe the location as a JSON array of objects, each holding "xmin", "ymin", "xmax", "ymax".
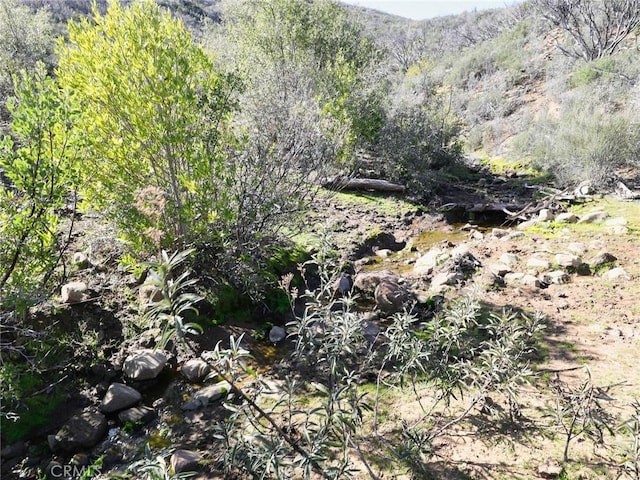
[{"xmin": 322, "ymin": 177, "xmax": 406, "ymax": 193}]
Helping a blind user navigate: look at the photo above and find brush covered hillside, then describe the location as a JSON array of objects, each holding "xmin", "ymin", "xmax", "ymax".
[{"xmin": 1, "ymin": 1, "xmax": 640, "ymax": 479}]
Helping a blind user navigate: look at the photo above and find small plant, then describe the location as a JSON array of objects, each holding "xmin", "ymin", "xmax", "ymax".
[
  {"xmin": 141, "ymin": 249, "xmax": 203, "ymax": 351},
  {"xmin": 618, "ymin": 400, "xmax": 640, "ymax": 480},
  {"xmin": 549, "ymin": 366, "xmax": 618, "ymax": 462}
]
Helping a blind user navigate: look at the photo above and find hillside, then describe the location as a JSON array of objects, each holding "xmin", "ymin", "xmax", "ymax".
[{"xmin": 1, "ymin": 1, "xmax": 639, "ymax": 479}]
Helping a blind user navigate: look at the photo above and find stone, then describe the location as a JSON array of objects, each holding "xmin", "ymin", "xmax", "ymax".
[
  {"xmin": 61, "ymin": 281, "xmax": 87, "ymax": 303},
  {"xmin": 504, "ymin": 272, "xmax": 525, "ymax": 284},
  {"xmin": 49, "ymin": 411, "xmax": 107, "ymax": 453},
  {"xmin": 353, "ymin": 270, "xmax": 399, "ymax": 293},
  {"xmin": 72, "ymin": 252, "xmax": 90, "ymax": 269},
  {"xmin": 362, "ymin": 320, "xmax": 380, "ymax": 342},
  {"xmin": 521, "ymin": 274, "xmax": 542, "ymax": 288},
  {"xmin": 181, "ymin": 359, "xmax": 211, "ymax": 383},
  {"xmin": 488, "ymin": 263, "xmax": 511, "ymax": 277},
  {"xmin": 117, "ymin": 406, "xmax": 156, "ymax": 425},
  {"xmin": 538, "ymin": 209, "xmax": 554, "ymax": 221},
  {"xmin": 491, "ymin": 228, "xmax": 510, "ymax": 238},
  {"xmin": 430, "ymin": 271, "xmax": 464, "ymax": 290},
  {"xmin": 517, "ymin": 219, "xmax": 539, "ymax": 230},
  {"xmin": 526, "ymin": 257, "xmax": 551, "ymax": 270},
  {"xmin": 555, "ymin": 253, "xmax": 582, "ymax": 268},
  {"xmin": 1, "ymin": 441, "xmax": 26, "ymax": 460},
  {"xmin": 588, "ymin": 251, "xmax": 617, "ymax": 268},
  {"xmin": 375, "ymin": 248, "xmax": 393, "ymax": 258},
  {"xmin": 542, "ymin": 270, "xmax": 569, "ymax": 285},
  {"xmin": 450, "ymin": 243, "xmax": 471, "ymax": 258},
  {"xmin": 502, "ymin": 232, "xmax": 524, "ymax": 241},
  {"xmin": 374, "ymin": 280, "xmax": 409, "ymax": 314},
  {"xmin": 604, "ymin": 267, "xmax": 630, "ymax": 281},
  {"xmin": 555, "ymin": 212, "xmax": 578, "ymax": 223},
  {"xmin": 574, "ymin": 181, "xmax": 593, "ymax": 196},
  {"xmin": 268, "ymin": 326, "xmax": 287, "ymax": 344},
  {"xmin": 538, "ymin": 461, "xmax": 563, "ymax": 478},
  {"xmin": 139, "ymin": 284, "xmax": 163, "ymax": 306},
  {"xmin": 171, "ymin": 450, "xmax": 202, "ymax": 474},
  {"xmin": 578, "ymin": 211, "xmax": 609, "ymax": 224},
  {"xmin": 609, "ymin": 225, "xmax": 629, "ymax": 235},
  {"xmin": 413, "ymin": 248, "xmax": 447, "ymax": 276},
  {"xmin": 101, "ymin": 383, "xmax": 142, "ymax": 413},
  {"xmin": 567, "ymin": 242, "xmax": 587, "ymax": 255},
  {"xmin": 123, "ymin": 350, "xmax": 168, "ymax": 381},
  {"xmin": 469, "ymin": 229, "xmax": 484, "ymax": 240},
  {"xmin": 333, "ymin": 275, "xmax": 353, "ymax": 296},
  {"xmin": 499, "ymin": 253, "xmax": 518, "ymax": 266},
  {"xmin": 182, "ymin": 381, "xmax": 231, "ymax": 410},
  {"xmin": 605, "ymin": 216, "xmax": 628, "ymax": 226}
]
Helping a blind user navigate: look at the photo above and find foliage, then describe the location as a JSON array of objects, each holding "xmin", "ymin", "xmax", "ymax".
[
  {"xmin": 129, "ymin": 444, "xmax": 196, "ymax": 480},
  {"xmin": 141, "ymin": 249, "xmax": 203, "ymax": 351},
  {"xmin": 56, "ymin": 0, "xmax": 237, "ymax": 250},
  {"xmin": 618, "ymin": 400, "xmax": 640, "ymax": 480},
  {"xmin": 0, "ymin": 63, "xmax": 79, "ymax": 312},
  {"xmin": 0, "ymin": 0, "xmax": 55, "ymax": 123},
  {"xmin": 532, "ymin": 0, "xmax": 640, "ymax": 61}
]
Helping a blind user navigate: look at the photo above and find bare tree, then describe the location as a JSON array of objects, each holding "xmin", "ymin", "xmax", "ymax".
[{"xmin": 533, "ymin": 0, "xmax": 640, "ymax": 61}]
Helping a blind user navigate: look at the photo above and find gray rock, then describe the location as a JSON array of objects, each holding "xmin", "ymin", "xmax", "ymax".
[
  {"xmin": 430, "ymin": 271, "xmax": 464, "ymax": 290},
  {"xmin": 491, "ymin": 228, "xmax": 511, "ymax": 238},
  {"xmin": 604, "ymin": 267, "xmax": 630, "ymax": 281},
  {"xmin": 362, "ymin": 320, "xmax": 380, "ymax": 342},
  {"xmin": 504, "ymin": 272, "xmax": 525, "ymax": 284},
  {"xmin": 171, "ymin": 449, "xmax": 202, "ymax": 474},
  {"xmin": 374, "ymin": 280, "xmax": 410, "ymax": 313},
  {"xmin": 488, "ymin": 263, "xmax": 511, "ymax": 277},
  {"xmin": 413, "ymin": 247, "xmax": 447, "ymax": 276},
  {"xmin": 353, "ymin": 270, "xmax": 399, "ymax": 293},
  {"xmin": 123, "ymin": 350, "xmax": 168, "ymax": 380},
  {"xmin": 61, "ymin": 281, "xmax": 87, "ymax": 303},
  {"xmin": 182, "ymin": 381, "xmax": 231, "ymax": 411},
  {"xmin": 538, "ymin": 209, "xmax": 554, "ymax": 222},
  {"xmin": 72, "ymin": 252, "xmax": 90, "ymax": 269},
  {"xmin": 268, "ymin": 326, "xmax": 287, "ymax": 344},
  {"xmin": 521, "ymin": 274, "xmax": 542, "ymax": 288},
  {"xmin": 118, "ymin": 406, "xmax": 156, "ymax": 425},
  {"xmin": 333, "ymin": 274, "xmax": 353, "ymax": 295},
  {"xmin": 609, "ymin": 225, "xmax": 629, "ymax": 235},
  {"xmin": 542, "ymin": 270, "xmax": 569, "ymax": 285},
  {"xmin": 1, "ymin": 441, "xmax": 26, "ymax": 460},
  {"xmin": 517, "ymin": 219, "xmax": 539, "ymax": 230},
  {"xmin": 588, "ymin": 251, "xmax": 617, "ymax": 268},
  {"xmin": 375, "ymin": 248, "xmax": 393, "ymax": 258},
  {"xmin": 555, "ymin": 212, "xmax": 578, "ymax": 223},
  {"xmin": 499, "ymin": 253, "xmax": 519, "ymax": 266},
  {"xmin": 578, "ymin": 211, "xmax": 609, "ymax": 224},
  {"xmin": 567, "ymin": 242, "xmax": 587, "ymax": 255},
  {"xmin": 555, "ymin": 253, "xmax": 582, "ymax": 268},
  {"xmin": 526, "ymin": 257, "xmax": 551, "ymax": 270},
  {"xmin": 181, "ymin": 359, "xmax": 211, "ymax": 383},
  {"xmin": 502, "ymin": 231, "xmax": 524, "ymax": 241},
  {"xmin": 49, "ymin": 411, "xmax": 107, "ymax": 453},
  {"xmin": 605, "ymin": 216, "xmax": 627, "ymax": 226},
  {"xmin": 101, "ymin": 383, "xmax": 142, "ymax": 413}
]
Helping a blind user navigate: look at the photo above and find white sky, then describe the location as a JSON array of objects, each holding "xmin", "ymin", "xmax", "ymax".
[{"xmin": 340, "ymin": 1, "xmax": 522, "ymax": 20}]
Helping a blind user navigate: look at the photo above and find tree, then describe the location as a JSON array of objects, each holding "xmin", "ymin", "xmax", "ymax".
[
  {"xmin": 533, "ymin": 0, "xmax": 640, "ymax": 61},
  {"xmin": 56, "ymin": 0, "xmax": 237, "ymax": 250}
]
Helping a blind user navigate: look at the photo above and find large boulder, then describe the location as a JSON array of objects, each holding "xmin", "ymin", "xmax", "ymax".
[
  {"xmin": 374, "ymin": 280, "xmax": 410, "ymax": 314},
  {"xmin": 61, "ymin": 281, "xmax": 88, "ymax": 303},
  {"xmin": 353, "ymin": 270, "xmax": 400, "ymax": 294},
  {"xmin": 100, "ymin": 383, "xmax": 142, "ymax": 413},
  {"xmin": 171, "ymin": 450, "xmax": 202, "ymax": 474},
  {"xmin": 48, "ymin": 411, "xmax": 107, "ymax": 453}
]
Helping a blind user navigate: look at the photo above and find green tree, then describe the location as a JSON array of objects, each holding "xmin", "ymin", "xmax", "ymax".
[
  {"xmin": 56, "ymin": 0, "xmax": 237, "ymax": 250},
  {"xmin": 0, "ymin": 63, "xmax": 79, "ymax": 311}
]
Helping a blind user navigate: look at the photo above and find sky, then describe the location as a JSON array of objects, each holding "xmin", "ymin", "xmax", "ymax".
[{"xmin": 340, "ymin": 1, "xmax": 522, "ymax": 20}]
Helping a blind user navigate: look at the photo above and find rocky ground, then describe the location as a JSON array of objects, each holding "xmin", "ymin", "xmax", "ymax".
[{"xmin": 1, "ymin": 163, "xmax": 639, "ymax": 479}]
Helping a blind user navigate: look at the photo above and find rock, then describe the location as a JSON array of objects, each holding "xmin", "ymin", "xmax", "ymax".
[
  {"xmin": 413, "ymin": 247, "xmax": 447, "ymax": 276},
  {"xmin": 605, "ymin": 216, "xmax": 628, "ymax": 226},
  {"xmin": 488, "ymin": 263, "xmax": 511, "ymax": 277},
  {"xmin": 374, "ymin": 280, "xmax": 410, "ymax": 313},
  {"xmin": 181, "ymin": 359, "xmax": 211, "ymax": 383},
  {"xmin": 375, "ymin": 248, "xmax": 393, "ymax": 258},
  {"xmin": 468, "ymin": 229, "xmax": 484, "ymax": 240},
  {"xmin": 118, "ymin": 406, "xmax": 156, "ymax": 425},
  {"xmin": 538, "ymin": 209, "xmax": 554, "ymax": 222},
  {"xmin": 268, "ymin": 326, "xmax": 287, "ymax": 344},
  {"xmin": 538, "ymin": 461, "xmax": 563, "ymax": 478},
  {"xmin": 504, "ymin": 272, "xmax": 524, "ymax": 284},
  {"xmin": 101, "ymin": 383, "xmax": 142, "ymax": 413},
  {"xmin": 450, "ymin": 243, "xmax": 471, "ymax": 258},
  {"xmin": 604, "ymin": 267, "xmax": 630, "ymax": 281},
  {"xmin": 574, "ymin": 181, "xmax": 593, "ymax": 196},
  {"xmin": 588, "ymin": 251, "xmax": 617, "ymax": 268},
  {"xmin": 362, "ymin": 320, "xmax": 380, "ymax": 342},
  {"xmin": 171, "ymin": 450, "xmax": 202, "ymax": 474},
  {"xmin": 182, "ymin": 381, "xmax": 232, "ymax": 410},
  {"xmin": 578, "ymin": 211, "xmax": 609, "ymax": 224},
  {"xmin": 139, "ymin": 284, "xmax": 163, "ymax": 306},
  {"xmin": 555, "ymin": 253, "xmax": 582, "ymax": 268},
  {"xmin": 567, "ymin": 242, "xmax": 586, "ymax": 255},
  {"xmin": 499, "ymin": 253, "xmax": 518, "ymax": 266},
  {"xmin": 353, "ymin": 270, "xmax": 399, "ymax": 293},
  {"xmin": 333, "ymin": 274, "xmax": 353, "ymax": 296},
  {"xmin": 61, "ymin": 281, "xmax": 87, "ymax": 303},
  {"xmin": 502, "ymin": 231, "xmax": 524, "ymax": 241},
  {"xmin": 49, "ymin": 411, "xmax": 107, "ymax": 453},
  {"xmin": 430, "ymin": 271, "xmax": 464, "ymax": 290},
  {"xmin": 72, "ymin": 252, "xmax": 90, "ymax": 269},
  {"xmin": 609, "ymin": 225, "xmax": 629, "ymax": 235},
  {"xmin": 491, "ymin": 228, "xmax": 511, "ymax": 238},
  {"xmin": 526, "ymin": 257, "xmax": 551, "ymax": 270},
  {"xmin": 521, "ymin": 274, "xmax": 542, "ymax": 288},
  {"xmin": 1, "ymin": 441, "xmax": 26, "ymax": 460},
  {"xmin": 555, "ymin": 212, "xmax": 578, "ymax": 223},
  {"xmin": 542, "ymin": 270, "xmax": 569, "ymax": 285},
  {"xmin": 517, "ymin": 219, "xmax": 539, "ymax": 230},
  {"xmin": 123, "ymin": 350, "xmax": 168, "ymax": 381}
]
